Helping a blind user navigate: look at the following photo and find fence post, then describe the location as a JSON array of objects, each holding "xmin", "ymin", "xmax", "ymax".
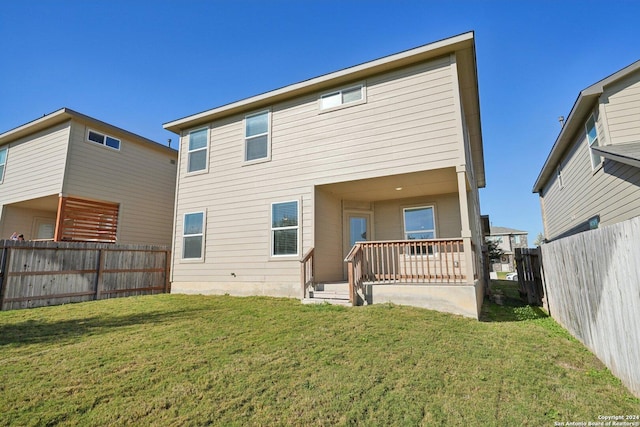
[
  {"xmin": 0, "ymin": 244, "xmax": 9, "ymax": 311},
  {"xmin": 164, "ymin": 250, "xmax": 171, "ymax": 293},
  {"xmin": 95, "ymin": 248, "xmax": 105, "ymax": 300},
  {"xmin": 537, "ymin": 245, "xmax": 551, "ymax": 315}
]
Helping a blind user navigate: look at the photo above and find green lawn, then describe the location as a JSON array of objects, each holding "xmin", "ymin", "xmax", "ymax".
[{"xmin": 0, "ymin": 285, "xmax": 638, "ymax": 426}]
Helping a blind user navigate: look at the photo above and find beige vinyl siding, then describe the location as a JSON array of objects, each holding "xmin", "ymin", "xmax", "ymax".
[
  {"xmin": 373, "ymin": 193, "xmax": 462, "ymax": 240},
  {"xmin": 0, "ymin": 205, "xmax": 56, "ymax": 240},
  {"xmin": 0, "ymin": 121, "xmax": 69, "ymax": 205},
  {"xmin": 63, "ymin": 120, "xmax": 177, "ymax": 245},
  {"xmin": 541, "ymin": 125, "xmax": 640, "ymax": 240},
  {"xmin": 602, "ymin": 69, "xmax": 640, "ymax": 145},
  {"xmin": 172, "ymin": 55, "xmax": 464, "ymax": 293},
  {"xmin": 314, "ymin": 188, "xmax": 343, "ymax": 282}
]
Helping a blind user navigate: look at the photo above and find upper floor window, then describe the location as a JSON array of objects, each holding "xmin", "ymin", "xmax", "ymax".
[
  {"xmin": 87, "ymin": 129, "xmax": 120, "ymax": 150},
  {"xmin": 403, "ymin": 206, "xmax": 436, "ymax": 240},
  {"xmin": 187, "ymin": 128, "xmax": 208, "ymax": 173},
  {"xmin": 271, "ymin": 200, "xmax": 298, "ymax": 256},
  {"xmin": 556, "ymin": 165, "xmax": 563, "ymax": 189},
  {"xmin": 320, "ymin": 84, "xmax": 365, "ymax": 110},
  {"xmin": 585, "ymin": 115, "xmax": 602, "ymax": 169},
  {"xmin": 182, "ymin": 211, "xmax": 205, "ymax": 260},
  {"xmin": 245, "ymin": 111, "xmax": 270, "ymax": 162},
  {"xmin": 0, "ymin": 146, "xmax": 7, "ymax": 183}
]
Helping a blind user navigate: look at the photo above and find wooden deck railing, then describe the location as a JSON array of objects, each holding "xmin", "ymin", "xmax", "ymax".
[
  {"xmin": 300, "ymin": 248, "xmax": 315, "ymax": 298},
  {"xmin": 345, "ymin": 238, "xmax": 474, "ymax": 305}
]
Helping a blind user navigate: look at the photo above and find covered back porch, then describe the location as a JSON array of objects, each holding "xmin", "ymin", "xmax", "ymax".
[
  {"xmin": 1, "ymin": 195, "xmax": 119, "ymax": 243},
  {"xmin": 301, "ymin": 167, "xmax": 486, "ymax": 318}
]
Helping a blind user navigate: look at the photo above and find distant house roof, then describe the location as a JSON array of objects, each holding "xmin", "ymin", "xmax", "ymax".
[
  {"xmin": 164, "ymin": 31, "xmax": 485, "ymax": 188},
  {"xmin": 592, "ymin": 141, "xmax": 640, "ymax": 169},
  {"xmin": 532, "ymin": 59, "xmax": 640, "ymax": 193},
  {"xmin": 0, "ymin": 107, "xmax": 177, "ymax": 155},
  {"xmin": 489, "ymin": 226, "xmax": 527, "ymax": 236}
]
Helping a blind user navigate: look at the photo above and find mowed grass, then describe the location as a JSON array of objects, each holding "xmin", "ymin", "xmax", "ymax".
[{"xmin": 0, "ymin": 285, "xmax": 638, "ymax": 426}]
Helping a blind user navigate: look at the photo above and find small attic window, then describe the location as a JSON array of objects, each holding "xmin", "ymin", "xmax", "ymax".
[
  {"xmin": 88, "ymin": 129, "xmax": 121, "ymax": 151},
  {"xmin": 320, "ymin": 84, "xmax": 366, "ymax": 111}
]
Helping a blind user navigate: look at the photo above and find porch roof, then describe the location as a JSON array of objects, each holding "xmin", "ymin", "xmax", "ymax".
[
  {"xmin": 592, "ymin": 142, "xmax": 640, "ymax": 169},
  {"xmin": 317, "ymin": 169, "xmax": 459, "ymax": 201}
]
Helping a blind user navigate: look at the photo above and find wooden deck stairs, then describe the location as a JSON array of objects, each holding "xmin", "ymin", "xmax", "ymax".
[{"xmin": 302, "ymin": 282, "xmax": 351, "ymax": 306}]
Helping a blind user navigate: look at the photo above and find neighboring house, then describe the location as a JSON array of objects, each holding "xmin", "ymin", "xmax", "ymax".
[
  {"xmin": 164, "ymin": 32, "xmax": 487, "ymax": 318},
  {"xmin": 533, "ymin": 60, "xmax": 640, "ymax": 240},
  {"xmin": 486, "ymin": 226, "xmax": 528, "ymax": 271},
  {"xmin": 0, "ymin": 108, "xmax": 177, "ymax": 245}
]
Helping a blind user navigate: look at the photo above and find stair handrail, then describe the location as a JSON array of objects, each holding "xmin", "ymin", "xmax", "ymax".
[
  {"xmin": 300, "ymin": 248, "xmax": 315, "ymax": 298},
  {"xmin": 344, "ymin": 243, "xmax": 364, "ymax": 306}
]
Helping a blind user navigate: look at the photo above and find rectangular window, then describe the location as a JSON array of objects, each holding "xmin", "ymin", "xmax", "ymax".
[
  {"xmin": 403, "ymin": 206, "xmax": 436, "ymax": 240},
  {"xmin": 514, "ymin": 235, "xmax": 521, "ymax": 245},
  {"xmin": 182, "ymin": 212, "xmax": 205, "ymax": 260},
  {"xmin": 0, "ymin": 146, "xmax": 7, "ymax": 182},
  {"xmin": 556, "ymin": 165, "xmax": 563, "ymax": 189},
  {"xmin": 271, "ymin": 200, "xmax": 298, "ymax": 256},
  {"xmin": 245, "ymin": 111, "xmax": 270, "ymax": 162},
  {"xmin": 187, "ymin": 128, "xmax": 208, "ymax": 173},
  {"xmin": 586, "ymin": 114, "xmax": 601, "ymax": 169},
  {"xmin": 87, "ymin": 129, "xmax": 121, "ymax": 150},
  {"xmin": 403, "ymin": 206, "xmax": 436, "ymax": 255},
  {"xmin": 320, "ymin": 84, "xmax": 364, "ymax": 110}
]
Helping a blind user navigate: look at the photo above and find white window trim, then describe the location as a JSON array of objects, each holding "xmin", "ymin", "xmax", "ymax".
[
  {"xmin": 556, "ymin": 165, "xmax": 563, "ymax": 189},
  {"xmin": 0, "ymin": 146, "xmax": 7, "ymax": 184},
  {"xmin": 319, "ymin": 83, "xmax": 367, "ymax": 113},
  {"xmin": 186, "ymin": 127, "xmax": 209, "ymax": 175},
  {"xmin": 402, "ymin": 205, "xmax": 437, "ymax": 240},
  {"xmin": 402, "ymin": 205, "xmax": 437, "ymax": 258},
  {"xmin": 243, "ymin": 110, "xmax": 271, "ymax": 165},
  {"xmin": 585, "ymin": 114, "xmax": 602, "ymax": 171},
  {"xmin": 181, "ymin": 211, "xmax": 206, "ymax": 262},
  {"xmin": 86, "ymin": 128, "xmax": 121, "ymax": 151},
  {"xmin": 270, "ymin": 199, "xmax": 300, "ymax": 259}
]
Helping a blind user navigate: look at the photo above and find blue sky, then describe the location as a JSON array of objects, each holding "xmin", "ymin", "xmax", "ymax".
[{"xmin": 2, "ymin": 0, "xmax": 639, "ymax": 241}]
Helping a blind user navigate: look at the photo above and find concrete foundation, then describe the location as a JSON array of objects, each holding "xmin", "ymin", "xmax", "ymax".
[
  {"xmin": 170, "ymin": 281, "xmax": 301, "ymax": 299},
  {"xmin": 365, "ymin": 281, "xmax": 482, "ymax": 319}
]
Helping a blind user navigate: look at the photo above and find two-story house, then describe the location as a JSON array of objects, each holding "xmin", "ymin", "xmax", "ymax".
[
  {"xmin": 164, "ymin": 32, "xmax": 487, "ymax": 318},
  {"xmin": 487, "ymin": 226, "xmax": 528, "ymax": 271},
  {"xmin": 533, "ymin": 60, "xmax": 640, "ymax": 240},
  {"xmin": 0, "ymin": 108, "xmax": 177, "ymax": 245}
]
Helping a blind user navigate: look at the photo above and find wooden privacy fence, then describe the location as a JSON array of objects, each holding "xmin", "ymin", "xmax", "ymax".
[
  {"xmin": 0, "ymin": 240, "xmax": 171, "ymax": 311},
  {"xmin": 539, "ymin": 216, "xmax": 640, "ymax": 398},
  {"xmin": 515, "ymin": 247, "xmax": 544, "ymax": 305}
]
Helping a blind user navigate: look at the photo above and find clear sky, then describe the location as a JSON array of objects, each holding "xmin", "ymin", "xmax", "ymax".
[{"xmin": 2, "ymin": 0, "xmax": 639, "ymax": 241}]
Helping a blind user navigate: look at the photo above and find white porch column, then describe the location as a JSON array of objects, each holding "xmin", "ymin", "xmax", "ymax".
[{"xmin": 456, "ymin": 165, "xmax": 475, "ymax": 282}]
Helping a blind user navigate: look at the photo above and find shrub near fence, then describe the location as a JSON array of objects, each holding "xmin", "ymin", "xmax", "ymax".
[
  {"xmin": 0, "ymin": 240, "xmax": 171, "ymax": 311},
  {"xmin": 540, "ymin": 215, "xmax": 640, "ymax": 398}
]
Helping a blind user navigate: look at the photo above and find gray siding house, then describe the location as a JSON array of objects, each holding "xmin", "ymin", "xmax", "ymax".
[
  {"xmin": 487, "ymin": 226, "xmax": 528, "ymax": 271},
  {"xmin": 0, "ymin": 108, "xmax": 177, "ymax": 245},
  {"xmin": 533, "ymin": 60, "xmax": 640, "ymax": 240},
  {"xmin": 164, "ymin": 32, "xmax": 488, "ymax": 318}
]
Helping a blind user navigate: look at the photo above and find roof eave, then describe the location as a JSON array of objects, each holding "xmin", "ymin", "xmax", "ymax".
[
  {"xmin": 0, "ymin": 108, "xmax": 177, "ymax": 155},
  {"xmin": 533, "ymin": 59, "xmax": 640, "ymax": 194},
  {"xmin": 163, "ymin": 32, "xmax": 476, "ymax": 134},
  {"xmin": 532, "ymin": 92, "xmax": 600, "ymax": 193}
]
